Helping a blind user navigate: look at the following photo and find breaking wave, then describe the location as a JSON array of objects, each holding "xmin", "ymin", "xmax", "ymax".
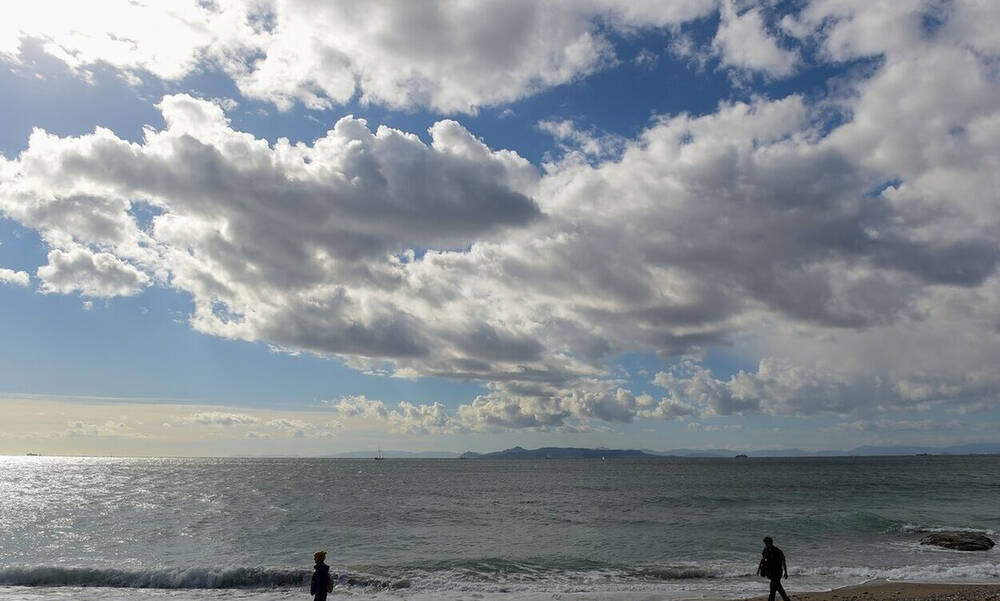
[
  {"xmin": 1, "ymin": 559, "xmax": 997, "ymax": 593},
  {"xmin": 794, "ymin": 561, "xmax": 1000, "ymax": 581},
  {"xmin": 0, "ymin": 566, "xmax": 409, "ymax": 590}
]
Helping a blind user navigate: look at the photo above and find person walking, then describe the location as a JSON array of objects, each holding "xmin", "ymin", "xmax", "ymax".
[
  {"xmin": 311, "ymin": 550, "xmax": 332, "ymax": 600},
  {"xmin": 757, "ymin": 536, "xmax": 790, "ymax": 601}
]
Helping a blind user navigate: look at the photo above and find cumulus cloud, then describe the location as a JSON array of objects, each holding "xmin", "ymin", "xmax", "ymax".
[
  {"xmin": 3, "ymin": 2, "xmax": 1000, "ymax": 430},
  {"xmin": 178, "ymin": 411, "xmax": 259, "ymax": 427},
  {"xmin": 327, "ymin": 395, "xmax": 458, "ymax": 434},
  {"xmin": 713, "ymin": 0, "xmax": 798, "ymax": 77},
  {"xmin": 458, "ymin": 380, "xmax": 665, "ymax": 430},
  {"xmin": 1, "ymin": 95, "xmax": 539, "ymax": 361},
  {"xmin": 232, "ymin": 0, "xmax": 617, "ymax": 113},
  {"xmin": 65, "ymin": 419, "xmax": 149, "ymax": 438},
  {"xmin": 37, "ymin": 246, "xmax": 150, "ymax": 297},
  {"xmin": 651, "ymin": 359, "xmax": 863, "ymax": 418},
  {"xmin": 330, "ymin": 384, "xmax": 660, "ymax": 434},
  {"xmin": 328, "ymin": 388, "xmax": 616, "ymax": 434},
  {"xmin": 160, "ymin": 409, "xmax": 342, "ymax": 437},
  {"xmin": 537, "ymin": 119, "xmax": 626, "ymax": 161},
  {"xmin": 457, "ymin": 394, "xmax": 570, "ymax": 430},
  {"xmin": 1, "ymin": 0, "xmax": 716, "ymax": 114},
  {"xmin": 0, "ymin": 1, "xmax": 245, "ymax": 82},
  {"xmin": 0, "ymin": 267, "xmax": 29, "ymax": 287}
]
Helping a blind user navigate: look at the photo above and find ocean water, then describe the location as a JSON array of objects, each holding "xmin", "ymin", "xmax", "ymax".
[{"xmin": 1, "ymin": 455, "xmax": 997, "ymax": 600}]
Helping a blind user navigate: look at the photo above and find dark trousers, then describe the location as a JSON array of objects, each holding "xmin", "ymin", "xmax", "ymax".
[{"xmin": 769, "ymin": 577, "xmax": 790, "ymax": 601}]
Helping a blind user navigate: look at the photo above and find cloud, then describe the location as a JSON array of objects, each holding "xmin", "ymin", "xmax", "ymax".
[
  {"xmin": 0, "ymin": 398, "xmax": 371, "ymax": 452},
  {"xmin": 712, "ymin": 0, "xmax": 798, "ymax": 77},
  {"xmin": 64, "ymin": 419, "xmax": 149, "ymax": 439},
  {"xmin": 178, "ymin": 411, "xmax": 259, "ymax": 427},
  {"xmin": 828, "ymin": 419, "xmax": 965, "ymax": 433},
  {"xmin": 0, "ymin": 1, "xmax": 241, "ymax": 82},
  {"xmin": 456, "ymin": 394, "xmax": 569, "ymax": 430},
  {"xmin": 454, "ymin": 380, "xmax": 650, "ymax": 430},
  {"xmin": 3, "ymin": 2, "xmax": 1000, "ymax": 429},
  {"xmin": 327, "ymin": 395, "xmax": 458, "ymax": 434},
  {"xmin": 537, "ymin": 119, "xmax": 626, "ymax": 161},
  {"xmin": 37, "ymin": 246, "xmax": 150, "ymax": 297},
  {"xmin": 264, "ymin": 417, "xmax": 339, "ymax": 438},
  {"xmin": 1, "ymin": 0, "xmax": 716, "ymax": 114},
  {"xmin": 1, "ymin": 94, "xmax": 539, "ymax": 361},
  {"xmin": 330, "ymin": 383, "xmax": 659, "ymax": 434},
  {"xmin": 265, "ymin": 417, "xmax": 312, "ymax": 431},
  {"xmin": 686, "ymin": 422, "xmax": 743, "ymax": 432},
  {"xmin": 651, "ymin": 358, "xmax": 863, "ymax": 418},
  {"xmin": 231, "ymin": 0, "xmax": 618, "ymax": 113},
  {"xmin": 0, "ymin": 267, "xmax": 29, "ymax": 287}
]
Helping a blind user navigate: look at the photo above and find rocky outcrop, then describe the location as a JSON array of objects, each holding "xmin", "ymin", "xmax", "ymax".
[{"xmin": 919, "ymin": 531, "xmax": 995, "ymax": 551}]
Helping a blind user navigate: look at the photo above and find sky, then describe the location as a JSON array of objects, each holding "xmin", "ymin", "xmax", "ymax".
[{"xmin": 1, "ymin": 0, "xmax": 1000, "ymax": 456}]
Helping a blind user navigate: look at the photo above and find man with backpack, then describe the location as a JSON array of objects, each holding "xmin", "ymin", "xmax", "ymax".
[
  {"xmin": 757, "ymin": 536, "xmax": 791, "ymax": 601},
  {"xmin": 311, "ymin": 550, "xmax": 332, "ymax": 600}
]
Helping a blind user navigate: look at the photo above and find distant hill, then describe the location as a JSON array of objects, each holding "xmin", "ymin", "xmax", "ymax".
[
  {"xmin": 643, "ymin": 443, "xmax": 1000, "ymax": 457},
  {"xmin": 845, "ymin": 443, "xmax": 1000, "ymax": 456},
  {"xmin": 459, "ymin": 446, "xmax": 658, "ymax": 459},
  {"xmin": 459, "ymin": 443, "xmax": 1000, "ymax": 460},
  {"xmin": 319, "ymin": 443, "xmax": 1000, "ymax": 460}
]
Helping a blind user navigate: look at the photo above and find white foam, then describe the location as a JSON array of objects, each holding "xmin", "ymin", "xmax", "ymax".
[
  {"xmin": 794, "ymin": 561, "xmax": 1000, "ymax": 582},
  {"xmin": 898, "ymin": 525, "xmax": 1000, "ymax": 537}
]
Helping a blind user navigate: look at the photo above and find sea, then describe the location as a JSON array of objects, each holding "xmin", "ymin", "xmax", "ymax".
[{"xmin": 1, "ymin": 454, "xmax": 997, "ymax": 600}]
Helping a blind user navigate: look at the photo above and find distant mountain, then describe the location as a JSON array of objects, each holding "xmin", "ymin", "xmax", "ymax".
[
  {"xmin": 459, "ymin": 446, "xmax": 658, "ymax": 459},
  {"xmin": 320, "ymin": 442, "xmax": 1000, "ymax": 460},
  {"xmin": 460, "ymin": 443, "xmax": 1000, "ymax": 460},
  {"xmin": 845, "ymin": 443, "xmax": 1000, "ymax": 456},
  {"xmin": 646, "ymin": 443, "xmax": 1000, "ymax": 457}
]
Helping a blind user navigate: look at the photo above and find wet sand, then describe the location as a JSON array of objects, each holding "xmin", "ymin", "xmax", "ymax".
[{"xmin": 748, "ymin": 582, "xmax": 1000, "ymax": 601}]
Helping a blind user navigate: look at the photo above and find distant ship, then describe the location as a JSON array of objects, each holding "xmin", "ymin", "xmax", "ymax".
[
  {"xmin": 374, "ymin": 448, "xmax": 385, "ymax": 461},
  {"xmin": 735, "ymin": 454, "xmax": 749, "ymax": 459},
  {"xmin": 26, "ymin": 452, "xmax": 41, "ymax": 456}
]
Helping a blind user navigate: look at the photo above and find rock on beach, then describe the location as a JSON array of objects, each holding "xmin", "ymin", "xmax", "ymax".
[{"xmin": 919, "ymin": 531, "xmax": 995, "ymax": 551}]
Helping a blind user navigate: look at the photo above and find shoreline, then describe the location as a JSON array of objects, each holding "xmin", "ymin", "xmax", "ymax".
[
  {"xmin": 0, "ymin": 580, "xmax": 998, "ymax": 601},
  {"xmin": 743, "ymin": 581, "xmax": 1000, "ymax": 601}
]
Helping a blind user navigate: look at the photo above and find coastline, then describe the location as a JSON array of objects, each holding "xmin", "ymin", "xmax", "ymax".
[
  {"xmin": 1, "ymin": 580, "xmax": 999, "ymax": 601},
  {"xmin": 744, "ymin": 581, "xmax": 1000, "ymax": 601}
]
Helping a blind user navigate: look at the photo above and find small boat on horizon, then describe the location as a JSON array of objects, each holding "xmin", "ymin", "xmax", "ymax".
[{"xmin": 374, "ymin": 448, "xmax": 385, "ymax": 461}]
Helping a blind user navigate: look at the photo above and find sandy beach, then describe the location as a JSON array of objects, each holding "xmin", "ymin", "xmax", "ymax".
[{"xmin": 747, "ymin": 582, "xmax": 1000, "ymax": 601}]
